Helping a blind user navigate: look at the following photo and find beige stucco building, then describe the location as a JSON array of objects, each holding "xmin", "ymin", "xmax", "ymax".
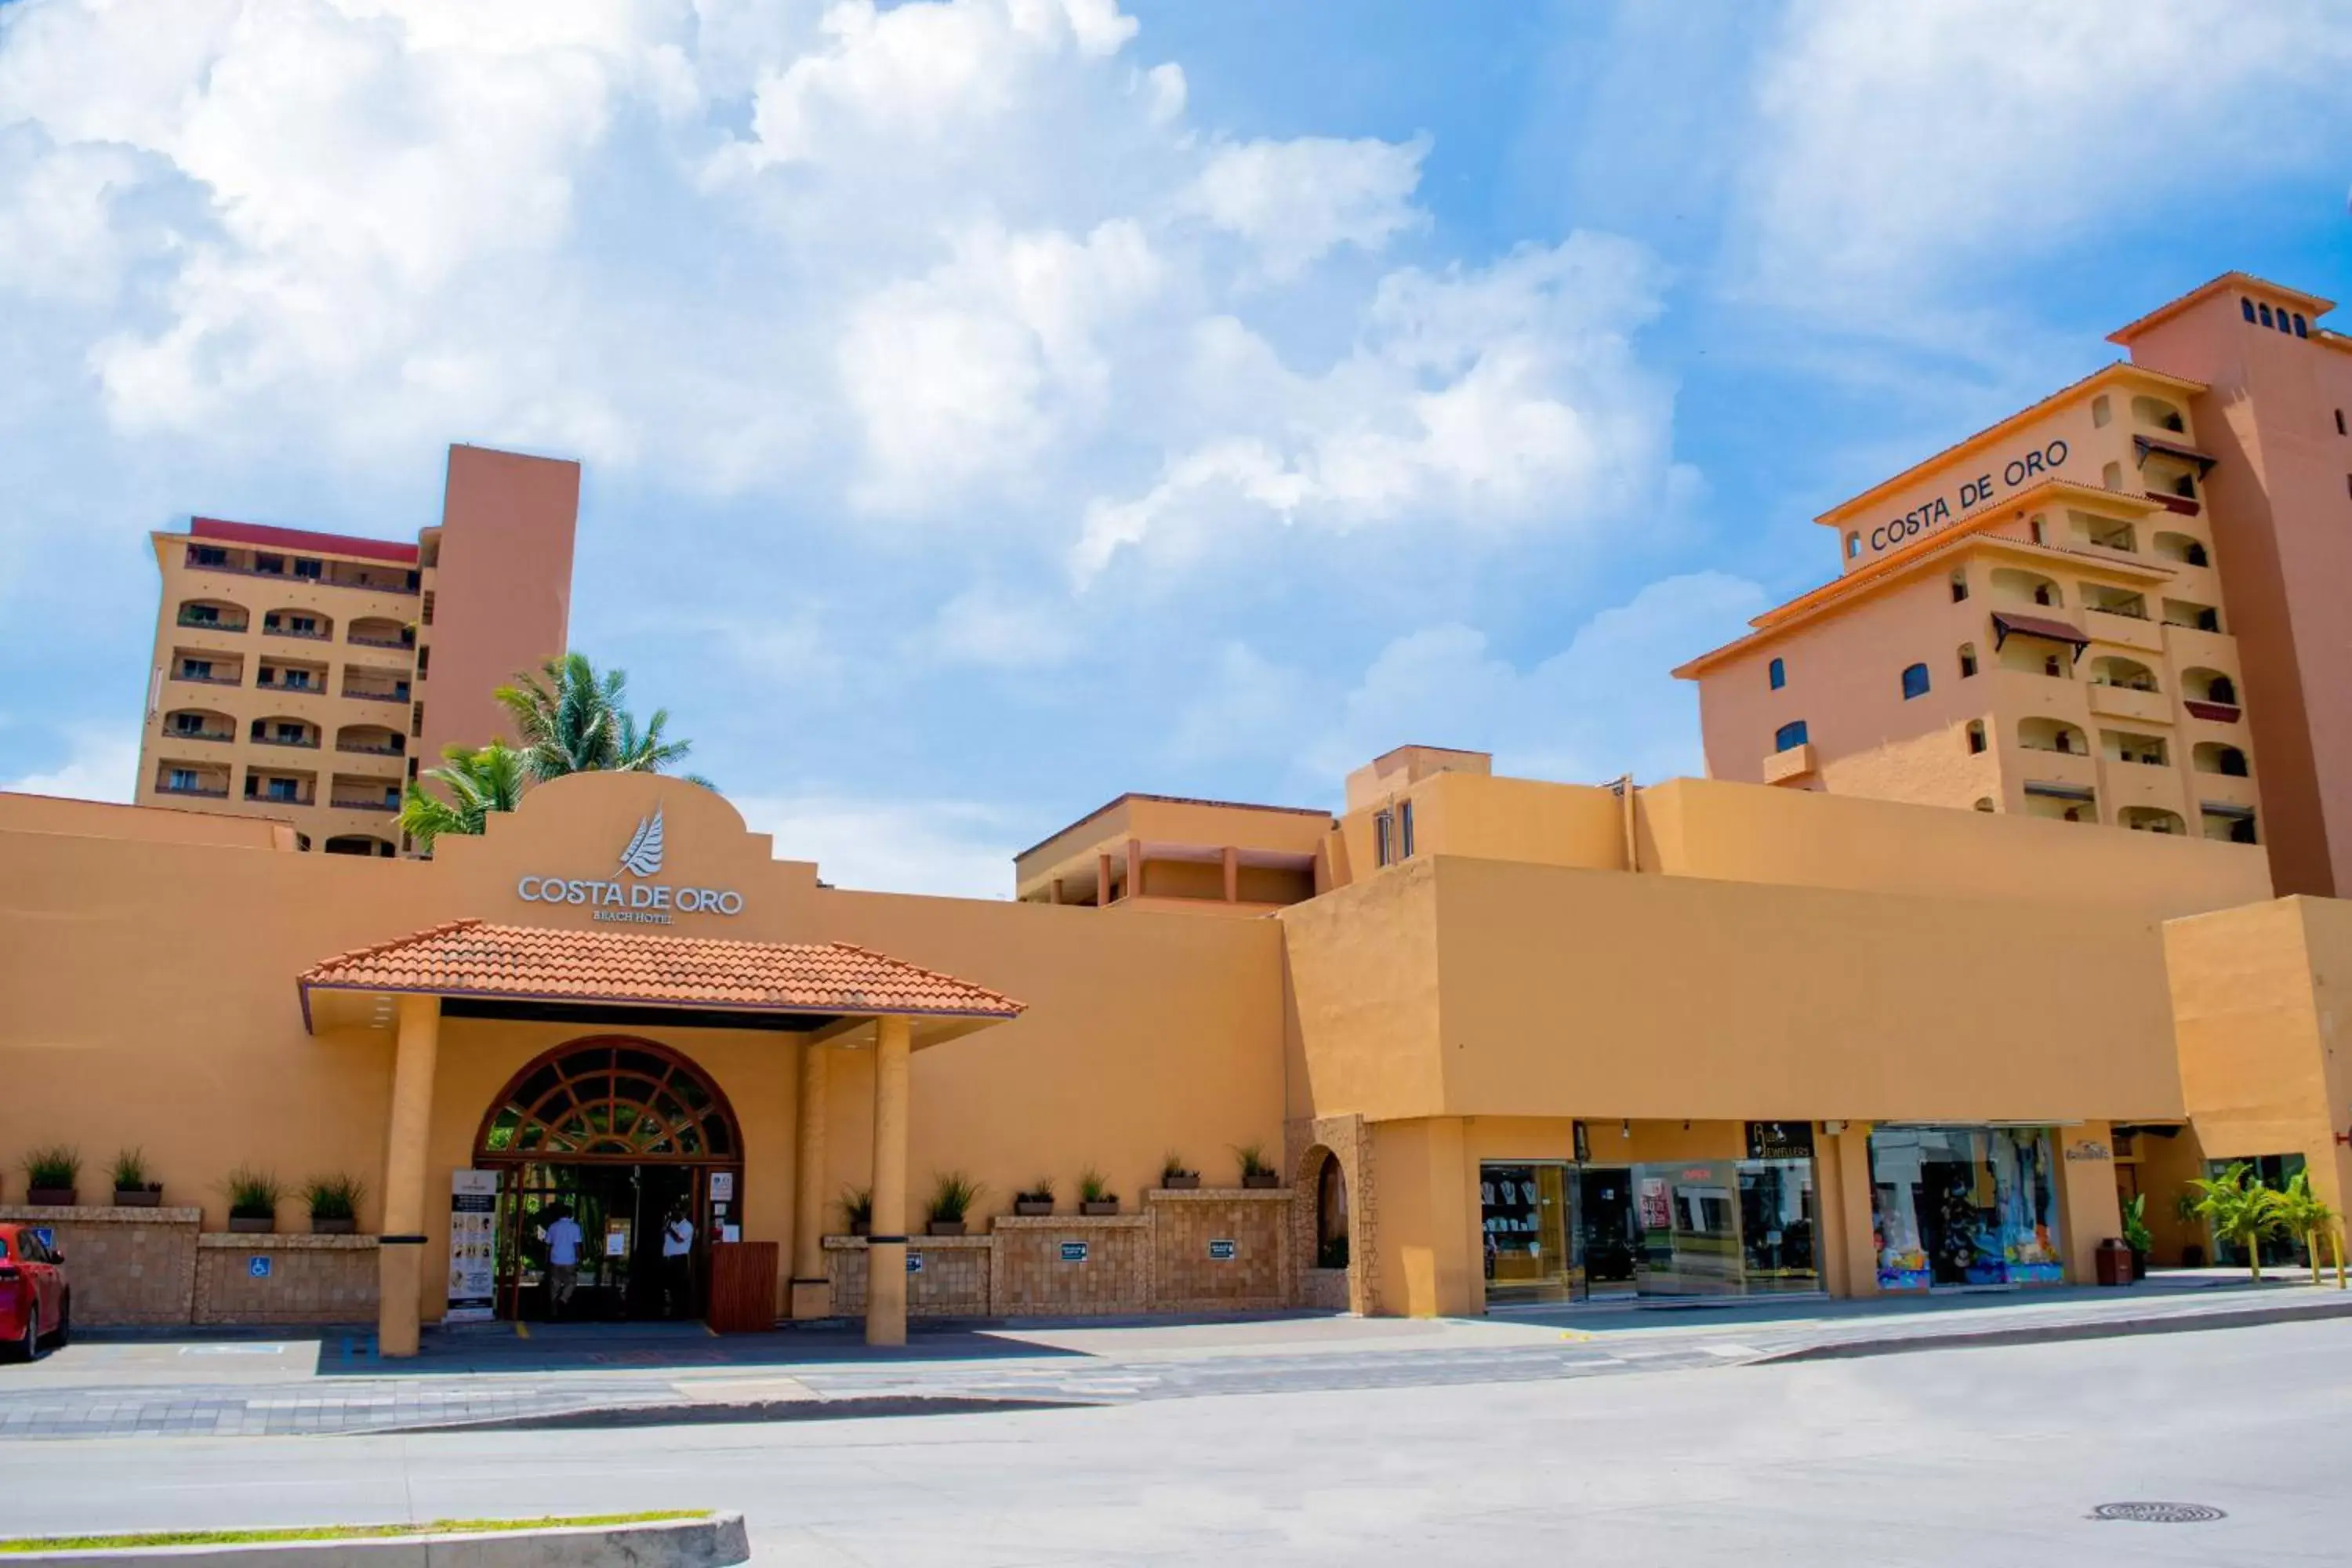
[
  {"xmin": 137, "ymin": 445, "xmax": 578, "ymax": 855},
  {"xmin": 1680, "ymin": 274, "xmax": 2351, "ymax": 896}
]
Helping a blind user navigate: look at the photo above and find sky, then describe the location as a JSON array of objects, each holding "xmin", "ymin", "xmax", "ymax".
[{"xmin": 2, "ymin": 0, "xmax": 2348, "ymax": 896}]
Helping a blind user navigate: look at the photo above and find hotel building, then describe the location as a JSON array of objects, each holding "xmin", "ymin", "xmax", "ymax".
[
  {"xmin": 1678, "ymin": 274, "xmax": 2352, "ymax": 902},
  {"xmin": 2, "ymin": 274, "xmax": 2347, "ymax": 1356},
  {"xmin": 136, "ymin": 445, "xmax": 579, "ymax": 855}
]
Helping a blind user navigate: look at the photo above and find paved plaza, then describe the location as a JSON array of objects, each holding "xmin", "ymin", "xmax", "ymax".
[{"xmin": 0, "ymin": 1308, "xmax": 2346, "ymax": 1565}]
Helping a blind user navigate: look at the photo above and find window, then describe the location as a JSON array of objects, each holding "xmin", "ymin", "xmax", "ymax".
[
  {"xmin": 1768, "ymin": 657, "xmax": 1785, "ymax": 691},
  {"xmin": 180, "ymin": 658, "xmax": 212, "ymax": 680},
  {"xmin": 1846, "ymin": 532, "xmax": 1861, "ymax": 560},
  {"xmin": 2242, "ymin": 299, "xmax": 2257, "ymax": 323},
  {"xmin": 2276, "ymin": 310, "xmax": 2292, "ymax": 336},
  {"xmin": 2033, "ymin": 582, "xmax": 2054, "ymax": 607},
  {"xmin": 274, "ymin": 723, "xmax": 305, "ymax": 744},
  {"xmin": 2044, "ymin": 654, "xmax": 2063, "ymax": 678},
  {"xmin": 190, "ymin": 544, "xmax": 230, "ymax": 568},
  {"xmin": 167, "ymin": 768, "xmax": 198, "ymax": 792},
  {"xmin": 1374, "ymin": 811, "xmax": 1394, "ymax": 868},
  {"xmin": 2259, "ymin": 303, "xmax": 2274, "ymax": 327},
  {"xmin": 2185, "ymin": 540, "xmax": 2209, "ymax": 567},
  {"xmin": 2091, "ymin": 394, "xmax": 2111, "ymax": 428},
  {"xmin": 2102, "ymin": 461, "xmax": 2123, "ymax": 492},
  {"xmin": 1949, "ymin": 570, "xmax": 1969, "ymax": 603},
  {"xmin": 2208, "ymin": 674, "xmax": 2238, "ymax": 705},
  {"xmin": 1773, "ymin": 720, "xmax": 1809, "ymax": 753},
  {"xmin": 2336, "ymin": 409, "xmax": 2346, "ymax": 437},
  {"xmin": 294, "ymin": 558, "xmax": 322, "ymax": 579},
  {"xmin": 256, "ymin": 553, "xmax": 285, "ymax": 575},
  {"xmin": 1958, "ymin": 643, "xmax": 1977, "ymax": 678},
  {"xmin": 1965, "ymin": 720, "xmax": 1987, "ymax": 755},
  {"xmin": 1900, "ymin": 662, "xmax": 1930, "ymax": 700},
  {"xmin": 171, "ymin": 713, "xmax": 203, "ymax": 735},
  {"xmin": 410, "ymin": 702, "xmax": 425, "ymax": 739},
  {"xmin": 2029, "ymin": 517, "xmax": 2046, "ymax": 546},
  {"xmin": 2293, "ymin": 314, "xmax": 2308, "ymax": 338},
  {"xmin": 266, "ymin": 778, "xmax": 299, "ymax": 802},
  {"xmin": 184, "ymin": 604, "xmax": 219, "ymax": 626},
  {"xmin": 283, "ymin": 669, "xmax": 312, "ymax": 690},
  {"xmin": 1399, "ymin": 800, "xmax": 1416, "ymax": 858},
  {"xmin": 417, "ymin": 645, "xmax": 431, "ymax": 677}
]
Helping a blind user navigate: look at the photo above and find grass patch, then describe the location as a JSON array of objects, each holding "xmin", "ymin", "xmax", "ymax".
[{"xmin": 0, "ymin": 1512, "xmax": 703, "ymax": 1553}]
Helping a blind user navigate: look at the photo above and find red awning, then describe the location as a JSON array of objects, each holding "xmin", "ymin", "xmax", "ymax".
[
  {"xmin": 2184, "ymin": 699, "xmax": 2241, "ymax": 724},
  {"xmin": 2133, "ymin": 435, "xmax": 2217, "ymax": 474},
  {"xmin": 1991, "ymin": 612, "xmax": 2091, "ymax": 661}
]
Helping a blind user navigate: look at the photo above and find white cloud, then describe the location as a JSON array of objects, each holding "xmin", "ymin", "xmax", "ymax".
[
  {"xmin": 1073, "ymin": 234, "xmax": 1672, "ymax": 581},
  {"xmin": 1309, "ymin": 572, "xmax": 1769, "ymax": 786},
  {"xmin": 927, "ymin": 585, "xmax": 1079, "ymax": 669},
  {"xmin": 1, "ymin": 725, "xmax": 138, "ymax": 801},
  {"xmin": 1731, "ymin": 0, "xmax": 2352, "ymax": 314},
  {"xmin": 733, "ymin": 792, "xmax": 1016, "ymax": 898},
  {"xmin": 1185, "ymin": 135, "xmax": 1429, "ymax": 280}
]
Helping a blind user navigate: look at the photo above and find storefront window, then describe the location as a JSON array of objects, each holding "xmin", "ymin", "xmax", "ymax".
[
  {"xmin": 1481, "ymin": 1162, "xmax": 1577, "ymax": 1304},
  {"xmin": 1633, "ymin": 1156, "xmax": 1819, "ymax": 1296},
  {"xmin": 1869, "ymin": 1127, "xmax": 2064, "ymax": 1289}
]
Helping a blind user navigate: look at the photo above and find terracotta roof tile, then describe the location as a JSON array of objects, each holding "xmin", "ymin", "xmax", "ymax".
[{"xmin": 299, "ymin": 920, "xmax": 1025, "ymax": 1022}]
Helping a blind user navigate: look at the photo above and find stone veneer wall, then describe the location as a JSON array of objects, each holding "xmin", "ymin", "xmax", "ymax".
[
  {"xmin": 818, "ymin": 1190, "xmax": 1300, "ymax": 1322},
  {"xmin": 1286, "ymin": 1114, "xmax": 1374, "ymax": 1315},
  {"xmin": 0, "ymin": 1205, "xmax": 201, "ymax": 1326},
  {"xmin": 193, "ymin": 1234, "xmax": 379, "ymax": 1326},
  {"xmin": 823, "ymin": 1233, "xmax": 992, "ymax": 1318}
]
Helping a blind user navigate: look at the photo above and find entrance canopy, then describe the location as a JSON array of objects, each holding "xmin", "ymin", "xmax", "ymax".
[{"xmin": 298, "ymin": 918, "xmax": 1025, "ymax": 1042}]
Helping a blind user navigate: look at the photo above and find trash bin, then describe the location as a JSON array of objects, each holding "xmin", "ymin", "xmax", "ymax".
[{"xmin": 2095, "ymin": 1238, "xmax": 2135, "ymax": 1287}]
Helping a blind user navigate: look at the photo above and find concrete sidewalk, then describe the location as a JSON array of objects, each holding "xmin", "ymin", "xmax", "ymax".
[{"xmin": 2, "ymin": 1272, "xmax": 2344, "ymax": 1440}]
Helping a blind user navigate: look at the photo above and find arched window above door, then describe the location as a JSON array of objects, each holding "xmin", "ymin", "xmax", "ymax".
[{"xmin": 477, "ymin": 1037, "xmax": 740, "ymax": 1162}]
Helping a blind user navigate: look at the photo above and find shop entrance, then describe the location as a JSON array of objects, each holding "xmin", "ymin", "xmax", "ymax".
[
  {"xmin": 472, "ymin": 1036, "xmax": 746, "ymax": 1323},
  {"xmin": 1577, "ymin": 1167, "xmax": 1638, "ymax": 1296}
]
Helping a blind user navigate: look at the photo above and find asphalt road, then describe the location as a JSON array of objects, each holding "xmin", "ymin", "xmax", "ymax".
[{"xmin": 1, "ymin": 1316, "xmax": 2345, "ymax": 1564}]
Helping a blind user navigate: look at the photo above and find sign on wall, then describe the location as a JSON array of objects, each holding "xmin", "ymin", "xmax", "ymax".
[
  {"xmin": 445, "ymin": 1170, "xmax": 498, "ymax": 1324},
  {"xmin": 1060, "ymin": 1241, "xmax": 1090, "ymax": 1263},
  {"xmin": 1207, "ymin": 1239, "xmax": 1237, "ymax": 1261},
  {"xmin": 514, "ymin": 808, "xmax": 748, "ymax": 927},
  {"xmin": 1860, "ymin": 439, "xmax": 2071, "ymax": 557},
  {"xmin": 1745, "ymin": 1122, "xmax": 1817, "ymax": 1161}
]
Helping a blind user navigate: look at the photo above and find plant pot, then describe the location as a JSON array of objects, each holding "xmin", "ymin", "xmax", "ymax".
[
  {"xmin": 2130, "ymin": 1250, "xmax": 2148, "ymax": 1281},
  {"xmin": 114, "ymin": 1187, "xmax": 162, "ymax": 1208},
  {"xmin": 27, "ymin": 1188, "xmax": 76, "ymax": 1207},
  {"xmin": 1241, "ymin": 1173, "xmax": 1282, "ymax": 1190},
  {"xmin": 311, "ymin": 1217, "xmax": 356, "ymax": 1236},
  {"xmin": 227, "ymin": 1214, "xmax": 274, "ymax": 1234},
  {"xmin": 1013, "ymin": 1199, "xmax": 1053, "ymax": 1217},
  {"xmin": 850, "ymin": 1220, "xmax": 869, "ymax": 1237},
  {"xmin": 1161, "ymin": 1174, "xmax": 1200, "ymax": 1191},
  {"xmin": 927, "ymin": 1220, "xmax": 967, "ymax": 1237},
  {"xmin": 1080, "ymin": 1200, "xmax": 1119, "ymax": 1216}
]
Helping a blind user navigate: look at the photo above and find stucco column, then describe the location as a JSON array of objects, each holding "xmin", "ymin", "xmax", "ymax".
[
  {"xmin": 1221, "ymin": 845, "xmax": 1240, "ymax": 902},
  {"xmin": 377, "ymin": 993, "xmax": 441, "ymax": 1358},
  {"xmin": 789, "ymin": 1040, "xmax": 832, "ymax": 1319},
  {"xmin": 1096, "ymin": 852, "xmax": 1112, "ymax": 906},
  {"xmin": 1831, "ymin": 1123, "xmax": 1879, "ymax": 1299},
  {"xmin": 866, "ymin": 1014, "xmax": 913, "ymax": 1347},
  {"xmin": 1125, "ymin": 837, "xmax": 1143, "ymax": 902}
]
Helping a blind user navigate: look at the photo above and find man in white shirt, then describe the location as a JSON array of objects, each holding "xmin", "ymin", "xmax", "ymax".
[
  {"xmin": 660, "ymin": 1205, "xmax": 695, "ymax": 1319},
  {"xmin": 543, "ymin": 1207, "xmax": 583, "ymax": 1318}
]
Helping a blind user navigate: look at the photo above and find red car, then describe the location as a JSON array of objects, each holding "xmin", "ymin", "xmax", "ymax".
[{"xmin": 0, "ymin": 1222, "xmax": 71, "ymax": 1362}]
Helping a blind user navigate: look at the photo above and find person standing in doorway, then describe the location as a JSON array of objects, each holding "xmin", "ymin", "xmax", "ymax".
[
  {"xmin": 543, "ymin": 1205, "xmax": 583, "ymax": 1319},
  {"xmin": 661, "ymin": 1203, "xmax": 695, "ymax": 1319}
]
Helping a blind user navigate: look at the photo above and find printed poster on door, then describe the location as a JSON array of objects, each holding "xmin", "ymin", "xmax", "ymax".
[{"xmin": 446, "ymin": 1169, "xmax": 499, "ymax": 1323}]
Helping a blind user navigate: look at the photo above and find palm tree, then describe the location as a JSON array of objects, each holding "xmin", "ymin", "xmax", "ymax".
[
  {"xmin": 494, "ymin": 653, "xmax": 702, "ymax": 783},
  {"xmin": 2271, "ymin": 1173, "xmax": 2344, "ymax": 1290},
  {"xmin": 397, "ymin": 742, "xmax": 528, "ymax": 851},
  {"xmin": 2187, "ymin": 1163, "xmax": 2285, "ymax": 1283}
]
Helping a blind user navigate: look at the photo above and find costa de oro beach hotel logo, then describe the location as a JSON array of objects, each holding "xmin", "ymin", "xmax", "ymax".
[{"xmin": 516, "ymin": 806, "xmax": 746, "ymax": 923}]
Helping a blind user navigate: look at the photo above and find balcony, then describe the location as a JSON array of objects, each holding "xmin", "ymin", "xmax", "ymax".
[
  {"xmin": 245, "ymin": 782, "xmax": 317, "ymax": 808},
  {"xmin": 2184, "ymin": 699, "xmax": 2241, "ymax": 724},
  {"xmin": 1762, "ymin": 742, "xmax": 1816, "ymax": 785},
  {"xmin": 328, "ymin": 794, "xmax": 400, "ymax": 813},
  {"xmin": 262, "ymin": 622, "xmax": 332, "ymax": 642},
  {"xmin": 343, "ymin": 683, "xmax": 412, "ymax": 705},
  {"xmin": 176, "ymin": 607, "xmax": 249, "ymax": 633},
  {"xmin": 249, "ymin": 732, "xmax": 320, "ymax": 750},
  {"xmin": 2144, "ymin": 491, "xmax": 2201, "ymax": 517},
  {"xmin": 2081, "ymin": 607, "xmax": 2163, "ymax": 655},
  {"xmin": 2088, "ymin": 683, "xmax": 2170, "ymax": 725},
  {"xmin": 172, "ymin": 666, "xmax": 241, "ymax": 688},
  {"xmin": 155, "ymin": 781, "xmax": 230, "ymax": 800},
  {"xmin": 347, "ymin": 632, "xmax": 413, "ymax": 650}
]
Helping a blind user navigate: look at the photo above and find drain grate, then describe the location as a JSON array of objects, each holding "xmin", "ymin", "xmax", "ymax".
[{"xmin": 2092, "ymin": 1502, "xmax": 2227, "ymax": 1524}]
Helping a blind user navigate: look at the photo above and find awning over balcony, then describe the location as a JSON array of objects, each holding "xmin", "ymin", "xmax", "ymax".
[
  {"xmin": 2133, "ymin": 434, "xmax": 2217, "ymax": 474},
  {"xmin": 2199, "ymin": 801, "xmax": 2256, "ymax": 822},
  {"xmin": 1991, "ymin": 611, "xmax": 2091, "ymax": 661},
  {"xmin": 2025, "ymin": 782, "xmax": 2096, "ymax": 803},
  {"xmin": 2184, "ymin": 699, "xmax": 2242, "ymax": 724}
]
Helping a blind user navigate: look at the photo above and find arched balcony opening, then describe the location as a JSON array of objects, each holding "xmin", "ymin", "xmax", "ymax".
[
  {"xmin": 176, "ymin": 598, "xmax": 249, "ymax": 633},
  {"xmin": 2120, "ymin": 807, "xmax": 2186, "ymax": 835},
  {"xmin": 323, "ymin": 835, "xmax": 397, "ymax": 858},
  {"xmin": 262, "ymin": 608, "xmax": 333, "ymax": 642},
  {"xmin": 249, "ymin": 716, "xmax": 321, "ymax": 750},
  {"xmin": 2018, "ymin": 717, "xmax": 2089, "ymax": 756},
  {"xmin": 2087, "ymin": 656, "xmax": 2158, "ymax": 694},
  {"xmin": 2100, "ymin": 730, "xmax": 2169, "ymax": 768},
  {"xmin": 2130, "ymin": 395, "xmax": 2187, "ymax": 434},
  {"xmin": 2153, "ymin": 532, "xmax": 2209, "ymax": 568},
  {"xmin": 348, "ymin": 616, "xmax": 414, "ymax": 652},
  {"xmin": 162, "ymin": 708, "xmax": 235, "ymax": 744},
  {"xmin": 2194, "ymin": 742, "xmax": 2251, "ymax": 778},
  {"xmin": 335, "ymin": 723, "xmax": 407, "ymax": 757},
  {"xmin": 1990, "ymin": 568, "xmax": 2062, "ymax": 608}
]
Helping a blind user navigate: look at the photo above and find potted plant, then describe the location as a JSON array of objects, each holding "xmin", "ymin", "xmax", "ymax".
[
  {"xmin": 303, "ymin": 1174, "xmax": 364, "ymax": 1236},
  {"xmin": 112, "ymin": 1148, "xmax": 163, "ymax": 1207},
  {"xmin": 2187, "ymin": 1162, "xmax": 2284, "ymax": 1283},
  {"xmin": 840, "ymin": 1185, "xmax": 873, "ymax": 1238},
  {"xmin": 927, "ymin": 1172, "xmax": 982, "ymax": 1236},
  {"xmin": 225, "ymin": 1168, "xmax": 280, "ymax": 1234},
  {"xmin": 1013, "ymin": 1178, "xmax": 1054, "ymax": 1218},
  {"xmin": 1236, "ymin": 1142, "xmax": 1281, "ymax": 1190},
  {"xmin": 2120, "ymin": 1193, "xmax": 2153, "ymax": 1280},
  {"xmin": 24, "ymin": 1147, "xmax": 80, "ymax": 1207},
  {"xmin": 1160, "ymin": 1152, "xmax": 1200, "ymax": 1192},
  {"xmin": 2273, "ymin": 1172, "xmax": 2345, "ymax": 1290},
  {"xmin": 1077, "ymin": 1167, "xmax": 1119, "ymax": 1216}
]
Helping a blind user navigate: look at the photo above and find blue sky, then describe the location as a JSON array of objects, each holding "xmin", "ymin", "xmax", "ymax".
[{"xmin": 2, "ymin": 0, "xmax": 2347, "ymax": 894}]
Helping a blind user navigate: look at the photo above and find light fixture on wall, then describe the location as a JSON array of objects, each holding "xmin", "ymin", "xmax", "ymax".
[
  {"xmin": 1824, "ymin": 1120, "xmax": 1848, "ymax": 1136},
  {"xmin": 1620, "ymin": 1119, "xmax": 1631, "ymax": 1140}
]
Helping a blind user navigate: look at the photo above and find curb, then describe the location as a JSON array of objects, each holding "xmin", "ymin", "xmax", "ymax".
[
  {"xmin": 394, "ymin": 1393, "xmax": 1088, "ymax": 1436},
  {"xmin": 0, "ymin": 1512, "xmax": 749, "ymax": 1568},
  {"xmin": 1762, "ymin": 1296, "xmax": 2352, "ymax": 1364}
]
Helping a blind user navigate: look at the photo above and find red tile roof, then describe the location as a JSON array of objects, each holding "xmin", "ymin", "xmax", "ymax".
[
  {"xmin": 299, "ymin": 919, "xmax": 1025, "ymax": 1025},
  {"xmin": 191, "ymin": 517, "xmax": 422, "ymax": 564}
]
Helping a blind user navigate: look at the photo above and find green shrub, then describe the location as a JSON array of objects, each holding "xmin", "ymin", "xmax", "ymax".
[
  {"xmin": 303, "ymin": 1174, "xmax": 364, "ymax": 1222},
  {"xmin": 1076, "ymin": 1166, "xmax": 1111, "ymax": 1204},
  {"xmin": 1014, "ymin": 1177, "xmax": 1054, "ymax": 1203},
  {"xmin": 1234, "ymin": 1142, "xmax": 1274, "ymax": 1181},
  {"xmin": 110, "ymin": 1148, "xmax": 152, "ymax": 1191},
  {"xmin": 1161, "ymin": 1151, "xmax": 1196, "ymax": 1182},
  {"xmin": 224, "ymin": 1168, "xmax": 281, "ymax": 1220},
  {"xmin": 23, "ymin": 1146, "xmax": 79, "ymax": 1189},
  {"xmin": 927, "ymin": 1171, "xmax": 982, "ymax": 1224},
  {"xmin": 840, "ymin": 1185, "xmax": 873, "ymax": 1229}
]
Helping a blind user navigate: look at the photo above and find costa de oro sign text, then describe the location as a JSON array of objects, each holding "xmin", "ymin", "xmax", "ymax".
[{"xmin": 517, "ymin": 876, "xmax": 745, "ymax": 924}]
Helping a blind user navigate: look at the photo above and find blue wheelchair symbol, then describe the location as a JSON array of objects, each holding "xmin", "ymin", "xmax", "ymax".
[{"xmin": 249, "ymin": 1256, "xmax": 273, "ymax": 1279}]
